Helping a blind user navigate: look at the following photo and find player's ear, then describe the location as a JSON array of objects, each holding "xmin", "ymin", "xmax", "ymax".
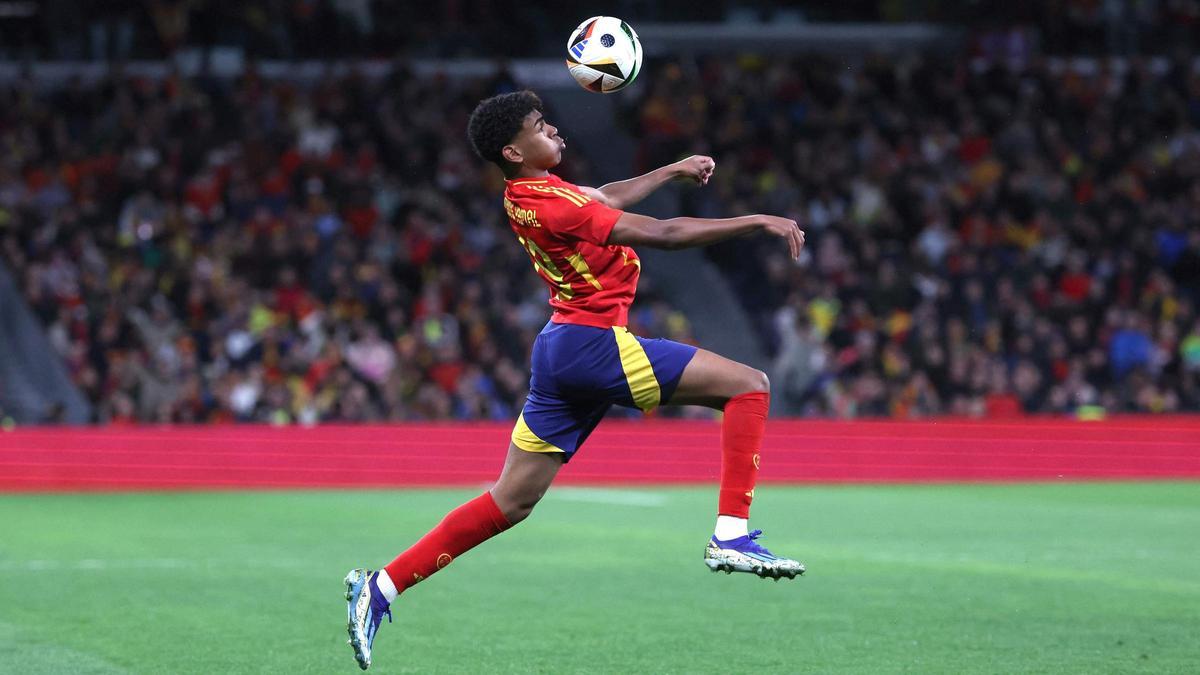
[{"xmin": 501, "ymin": 143, "xmax": 523, "ymax": 164}]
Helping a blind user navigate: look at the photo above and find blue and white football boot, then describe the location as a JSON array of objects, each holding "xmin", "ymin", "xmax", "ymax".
[
  {"xmin": 344, "ymin": 569, "xmax": 392, "ymax": 670},
  {"xmin": 704, "ymin": 530, "xmax": 805, "ymax": 580}
]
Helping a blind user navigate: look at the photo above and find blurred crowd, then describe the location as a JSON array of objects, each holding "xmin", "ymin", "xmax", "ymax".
[
  {"xmin": 627, "ymin": 54, "xmax": 1200, "ymax": 417},
  {"xmin": 2, "ymin": 1, "xmax": 724, "ymax": 61},
  {"xmin": 4, "ymin": 1, "xmax": 1196, "ymax": 61},
  {"xmin": 0, "ymin": 65, "xmax": 692, "ymax": 424},
  {"xmin": 4, "ymin": 48, "xmax": 1200, "ymax": 424}
]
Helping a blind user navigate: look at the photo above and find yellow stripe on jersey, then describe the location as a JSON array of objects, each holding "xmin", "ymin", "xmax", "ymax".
[
  {"xmin": 519, "ymin": 235, "xmax": 574, "ymax": 301},
  {"xmin": 612, "ymin": 326, "xmax": 661, "ymax": 412},
  {"xmin": 511, "ymin": 413, "xmax": 565, "ymax": 453},
  {"xmin": 552, "ymin": 186, "xmax": 589, "ymax": 206},
  {"xmin": 527, "ymin": 184, "xmax": 588, "ymax": 207},
  {"xmin": 545, "ymin": 186, "xmax": 588, "ymax": 206},
  {"xmin": 566, "ymin": 252, "xmax": 603, "ymax": 290}
]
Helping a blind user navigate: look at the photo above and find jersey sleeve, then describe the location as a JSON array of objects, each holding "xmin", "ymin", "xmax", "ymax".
[{"xmin": 541, "ymin": 187, "xmax": 624, "ymax": 246}]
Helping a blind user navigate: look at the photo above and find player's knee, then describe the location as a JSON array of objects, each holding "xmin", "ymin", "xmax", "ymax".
[
  {"xmin": 503, "ymin": 499, "xmax": 537, "ymax": 525},
  {"xmin": 739, "ymin": 368, "xmax": 770, "ymax": 396},
  {"xmin": 495, "ymin": 487, "xmax": 546, "ymax": 525}
]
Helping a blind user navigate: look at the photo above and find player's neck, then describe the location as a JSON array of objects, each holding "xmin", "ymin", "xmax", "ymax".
[{"xmin": 508, "ymin": 165, "xmax": 551, "ymax": 180}]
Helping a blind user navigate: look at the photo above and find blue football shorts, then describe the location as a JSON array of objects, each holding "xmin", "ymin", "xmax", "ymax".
[{"xmin": 511, "ymin": 321, "xmax": 699, "ymax": 462}]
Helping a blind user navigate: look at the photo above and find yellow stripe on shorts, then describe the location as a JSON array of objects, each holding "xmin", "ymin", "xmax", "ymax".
[
  {"xmin": 612, "ymin": 326, "xmax": 661, "ymax": 412},
  {"xmin": 511, "ymin": 413, "xmax": 564, "ymax": 453}
]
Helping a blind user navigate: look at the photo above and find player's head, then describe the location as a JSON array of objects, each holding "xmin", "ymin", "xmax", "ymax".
[{"xmin": 467, "ymin": 90, "xmax": 563, "ymax": 176}]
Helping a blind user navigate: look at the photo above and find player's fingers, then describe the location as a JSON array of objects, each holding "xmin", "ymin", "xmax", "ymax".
[{"xmin": 787, "ymin": 226, "xmax": 798, "ymax": 259}]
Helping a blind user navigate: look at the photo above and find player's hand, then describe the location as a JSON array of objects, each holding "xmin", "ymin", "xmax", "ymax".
[
  {"xmin": 758, "ymin": 215, "xmax": 805, "ymax": 260},
  {"xmin": 673, "ymin": 155, "xmax": 715, "ymax": 185}
]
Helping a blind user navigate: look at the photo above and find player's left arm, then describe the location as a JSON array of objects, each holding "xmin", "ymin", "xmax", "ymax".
[{"xmin": 579, "ymin": 155, "xmax": 715, "ymax": 210}]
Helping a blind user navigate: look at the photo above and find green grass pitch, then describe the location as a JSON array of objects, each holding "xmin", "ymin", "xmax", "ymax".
[{"xmin": 1, "ymin": 482, "xmax": 1197, "ymax": 673}]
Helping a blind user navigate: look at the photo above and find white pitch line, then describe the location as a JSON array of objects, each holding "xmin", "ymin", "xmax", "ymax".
[
  {"xmin": 0, "ymin": 558, "xmax": 306, "ymax": 572},
  {"xmin": 547, "ymin": 487, "xmax": 667, "ymax": 507},
  {"xmin": 0, "ymin": 559, "xmax": 192, "ymax": 572}
]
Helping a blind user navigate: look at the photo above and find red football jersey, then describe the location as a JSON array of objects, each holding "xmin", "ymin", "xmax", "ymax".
[{"xmin": 503, "ymin": 174, "xmax": 639, "ymax": 328}]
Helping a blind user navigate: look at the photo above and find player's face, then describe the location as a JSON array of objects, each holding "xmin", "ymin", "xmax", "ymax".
[{"xmin": 510, "ymin": 111, "xmax": 564, "ymax": 169}]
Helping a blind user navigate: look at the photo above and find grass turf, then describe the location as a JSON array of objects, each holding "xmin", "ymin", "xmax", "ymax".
[{"xmin": 0, "ymin": 482, "xmax": 1197, "ymax": 674}]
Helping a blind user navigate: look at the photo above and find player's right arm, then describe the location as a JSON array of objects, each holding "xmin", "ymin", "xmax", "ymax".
[{"xmin": 607, "ymin": 212, "xmax": 805, "ymax": 259}]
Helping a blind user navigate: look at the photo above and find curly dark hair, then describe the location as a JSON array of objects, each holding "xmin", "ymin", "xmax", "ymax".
[{"xmin": 466, "ymin": 90, "xmax": 543, "ymax": 169}]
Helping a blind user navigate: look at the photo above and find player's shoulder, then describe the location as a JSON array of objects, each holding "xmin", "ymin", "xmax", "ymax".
[{"xmin": 506, "ymin": 175, "xmax": 592, "ymax": 207}]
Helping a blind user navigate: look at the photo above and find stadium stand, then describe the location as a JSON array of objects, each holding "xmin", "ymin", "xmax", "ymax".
[
  {"xmin": 0, "ymin": 65, "xmax": 694, "ymax": 423},
  {"xmin": 2, "ymin": 4, "xmax": 1197, "ymax": 424},
  {"xmin": 626, "ymin": 54, "xmax": 1200, "ymax": 416},
  {"xmin": 5, "ymin": 2, "xmax": 1197, "ymax": 61}
]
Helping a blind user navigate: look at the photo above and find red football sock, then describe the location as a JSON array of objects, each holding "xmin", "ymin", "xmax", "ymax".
[
  {"xmin": 383, "ymin": 491, "xmax": 511, "ymax": 594},
  {"xmin": 718, "ymin": 391, "xmax": 768, "ymax": 518}
]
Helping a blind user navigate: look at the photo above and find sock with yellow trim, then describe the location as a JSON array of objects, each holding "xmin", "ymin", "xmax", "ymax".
[
  {"xmin": 382, "ymin": 491, "xmax": 511, "ymax": 597},
  {"xmin": 717, "ymin": 391, "xmax": 767, "ymax": 520}
]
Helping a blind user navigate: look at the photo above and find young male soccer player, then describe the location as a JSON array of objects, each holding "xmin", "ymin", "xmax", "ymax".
[{"xmin": 345, "ymin": 90, "xmax": 806, "ymax": 669}]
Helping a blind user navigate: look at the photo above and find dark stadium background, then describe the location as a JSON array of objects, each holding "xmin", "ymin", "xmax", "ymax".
[
  {"xmin": 1, "ymin": 1, "xmax": 1197, "ymax": 427},
  {"xmin": 0, "ymin": 3, "xmax": 1197, "ymax": 674}
]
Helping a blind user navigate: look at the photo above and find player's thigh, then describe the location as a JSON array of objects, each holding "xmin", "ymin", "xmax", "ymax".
[
  {"xmin": 494, "ymin": 441, "xmax": 563, "ymax": 497},
  {"xmin": 491, "ymin": 441, "xmax": 564, "ymax": 521},
  {"xmin": 666, "ymin": 348, "xmax": 769, "ymax": 409}
]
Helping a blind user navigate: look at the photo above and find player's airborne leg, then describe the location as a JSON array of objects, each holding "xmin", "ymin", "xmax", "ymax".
[
  {"xmin": 344, "ymin": 444, "xmax": 560, "ymax": 670},
  {"xmin": 666, "ymin": 348, "xmax": 806, "ymax": 580},
  {"xmin": 345, "ymin": 89, "xmax": 806, "ymax": 669}
]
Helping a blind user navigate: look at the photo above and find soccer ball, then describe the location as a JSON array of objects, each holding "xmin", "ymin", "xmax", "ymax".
[{"xmin": 565, "ymin": 16, "xmax": 643, "ymax": 93}]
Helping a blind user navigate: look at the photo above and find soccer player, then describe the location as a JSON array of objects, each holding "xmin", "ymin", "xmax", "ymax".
[{"xmin": 345, "ymin": 90, "xmax": 806, "ymax": 669}]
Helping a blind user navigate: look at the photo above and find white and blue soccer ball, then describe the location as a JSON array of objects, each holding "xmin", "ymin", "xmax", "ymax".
[{"xmin": 565, "ymin": 16, "xmax": 643, "ymax": 94}]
